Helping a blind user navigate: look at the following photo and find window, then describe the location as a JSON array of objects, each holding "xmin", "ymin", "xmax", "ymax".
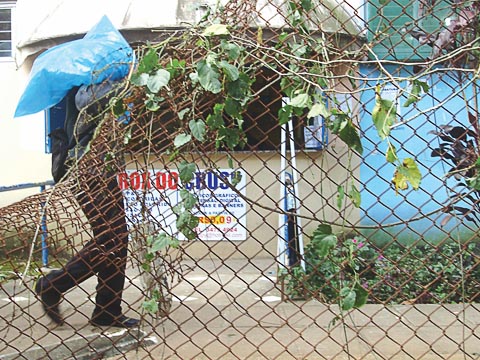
[
  {"xmin": 240, "ymin": 67, "xmax": 327, "ymax": 152},
  {"xmin": 0, "ymin": 1, "xmax": 14, "ymax": 58}
]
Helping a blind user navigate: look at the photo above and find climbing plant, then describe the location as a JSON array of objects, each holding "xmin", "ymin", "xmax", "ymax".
[{"xmin": 104, "ymin": 0, "xmax": 480, "ymax": 311}]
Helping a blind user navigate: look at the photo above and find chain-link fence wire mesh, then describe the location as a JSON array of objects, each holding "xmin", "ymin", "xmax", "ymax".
[{"xmin": 1, "ymin": 0, "xmax": 480, "ymax": 358}]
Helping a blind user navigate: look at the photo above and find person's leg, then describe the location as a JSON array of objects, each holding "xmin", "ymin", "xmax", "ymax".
[
  {"xmin": 36, "ymin": 172, "xmax": 134, "ymax": 327},
  {"xmin": 75, "ymin": 172, "xmax": 135, "ymax": 326},
  {"xmin": 35, "ymin": 252, "xmax": 94, "ymax": 325}
]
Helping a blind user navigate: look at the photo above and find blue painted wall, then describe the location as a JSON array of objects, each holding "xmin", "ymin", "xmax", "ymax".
[{"xmin": 359, "ymin": 64, "xmax": 478, "ymax": 244}]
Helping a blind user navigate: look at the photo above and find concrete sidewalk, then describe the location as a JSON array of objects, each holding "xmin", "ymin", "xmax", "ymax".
[{"xmin": 1, "ymin": 258, "xmax": 479, "ymax": 359}]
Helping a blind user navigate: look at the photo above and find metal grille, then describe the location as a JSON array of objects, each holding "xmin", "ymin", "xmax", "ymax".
[{"xmin": 1, "ymin": 0, "xmax": 480, "ymax": 359}]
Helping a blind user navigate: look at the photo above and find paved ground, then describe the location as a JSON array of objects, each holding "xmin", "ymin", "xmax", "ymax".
[{"xmin": 0, "ymin": 258, "xmax": 479, "ymax": 359}]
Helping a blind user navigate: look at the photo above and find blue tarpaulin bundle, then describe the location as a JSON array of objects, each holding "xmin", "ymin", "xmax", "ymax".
[{"xmin": 14, "ymin": 15, "xmax": 134, "ymax": 118}]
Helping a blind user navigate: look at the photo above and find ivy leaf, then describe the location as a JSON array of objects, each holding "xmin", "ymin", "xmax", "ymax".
[
  {"xmin": 197, "ymin": 60, "xmax": 222, "ymax": 94},
  {"xmin": 340, "ymin": 287, "xmax": 356, "ymax": 311},
  {"xmin": 189, "ymin": 119, "xmax": 206, "ymax": 142},
  {"xmin": 317, "ymin": 234, "xmax": 337, "ymax": 257},
  {"xmin": 149, "ymin": 233, "xmax": 172, "ymax": 253},
  {"xmin": 137, "ymin": 48, "xmax": 158, "ymax": 74},
  {"xmin": 349, "ymin": 185, "xmax": 361, "ymax": 208},
  {"xmin": 289, "ymin": 93, "xmax": 310, "ymax": 108},
  {"xmin": 467, "ymin": 175, "xmax": 480, "ymax": 190},
  {"xmin": 337, "ymin": 185, "xmax": 344, "ymax": 210},
  {"xmin": 202, "ymin": 23, "xmax": 230, "ymax": 36},
  {"xmin": 174, "ymin": 133, "xmax": 192, "ymax": 148},
  {"xmin": 404, "ymin": 79, "xmax": 429, "ymax": 107},
  {"xmin": 206, "ymin": 104, "xmax": 225, "ymax": 129},
  {"xmin": 176, "ymin": 212, "xmax": 190, "ymax": 230},
  {"xmin": 329, "ymin": 109, "xmax": 348, "ymax": 133},
  {"xmin": 142, "ymin": 298, "xmax": 159, "ymax": 314},
  {"xmin": 166, "ymin": 58, "xmax": 186, "ymax": 78},
  {"xmin": 189, "ymin": 71, "xmax": 199, "ymax": 85},
  {"xmin": 178, "ymin": 108, "xmax": 190, "ymax": 120},
  {"xmin": 231, "ymin": 171, "xmax": 242, "ymax": 187},
  {"xmin": 307, "ymin": 102, "xmax": 330, "ymax": 118},
  {"xmin": 338, "ymin": 119, "xmax": 363, "ymax": 154},
  {"xmin": 386, "ymin": 143, "xmax": 397, "ymax": 163},
  {"xmin": 176, "ymin": 212, "xmax": 199, "ymax": 240},
  {"xmin": 178, "ymin": 160, "xmax": 196, "ymax": 183},
  {"xmin": 354, "ymin": 283, "xmax": 368, "ymax": 308},
  {"xmin": 221, "ymin": 40, "xmax": 241, "ymax": 60},
  {"xmin": 131, "ymin": 72, "xmax": 149, "ymax": 87},
  {"xmin": 301, "ymin": 0, "xmax": 313, "ymax": 11},
  {"xmin": 180, "ymin": 189, "xmax": 198, "ymax": 210},
  {"xmin": 111, "ymin": 98, "xmax": 125, "ymax": 118},
  {"xmin": 144, "ymin": 93, "xmax": 161, "ymax": 111},
  {"xmin": 372, "ymin": 91, "xmax": 396, "ymax": 140},
  {"xmin": 226, "ymin": 73, "xmax": 251, "ymax": 100},
  {"xmin": 219, "ymin": 60, "xmax": 239, "ymax": 81},
  {"xmin": 278, "ymin": 105, "xmax": 292, "ymax": 125},
  {"xmin": 313, "ymin": 223, "xmax": 332, "ymax": 236},
  {"xmin": 311, "ymin": 223, "xmax": 336, "ymax": 257},
  {"xmin": 147, "ymin": 69, "xmax": 171, "ymax": 93},
  {"xmin": 392, "ymin": 158, "xmax": 422, "ymax": 193},
  {"xmin": 291, "ymin": 43, "xmax": 308, "ymax": 57},
  {"xmin": 218, "ymin": 127, "xmax": 242, "ymax": 149},
  {"xmin": 224, "ymin": 97, "xmax": 242, "ymax": 119}
]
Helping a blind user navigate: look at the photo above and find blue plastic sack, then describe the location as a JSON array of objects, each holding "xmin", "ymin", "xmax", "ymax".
[{"xmin": 14, "ymin": 15, "xmax": 134, "ymax": 118}]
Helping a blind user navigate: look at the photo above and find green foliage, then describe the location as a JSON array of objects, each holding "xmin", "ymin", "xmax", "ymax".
[
  {"xmin": 202, "ymin": 23, "xmax": 230, "ymax": 37},
  {"xmin": 195, "ymin": 59, "xmax": 222, "ymax": 93},
  {"xmin": 372, "ymin": 91, "xmax": 396, "ymax": 140},
  {"xmin": 386, "ymin": 143, "xmax": 397, "ymax": 163},
  {"xmin": 337, "ymin": 117, "xmax": 363, "ymax": 154},
  {"xmin": 285, "ymin": 229, "xmax": 480, "ymax": 304},
  {"xmin": 142, "ymin": 287, "xmax": 170, "ymax": 315},
  {"xmin": 392, "ymin": 158, "xmax": 422, "ymax": 193},
  {"xmin": 371, "ymin": 84, "xmax": 422, "ymax": 192},
  {"xmin": 146, "ymin": 69, "xmax": 171, "ymax": 94},
  {"xmin": 404, "ymin": 80, "xmax": 429, "ymax": 107},
  {"xmin": 146, "ymin": 233, "xmax": 179, "ymax": 254},
  {"xmin": 285, "ymin": 224, "xmax": 368, "ymax": 310},
  {"xmin": 329, "ymin": 109, "xmax": 363, "ymax": 155},
  {"xmin": 189, "ymin": 119, "xmax": 207, "ymax": 142}
]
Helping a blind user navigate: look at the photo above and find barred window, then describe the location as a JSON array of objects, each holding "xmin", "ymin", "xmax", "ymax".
[{"xmin": 0, "ymin": 2, "xmax": 14, "ymax": 58}]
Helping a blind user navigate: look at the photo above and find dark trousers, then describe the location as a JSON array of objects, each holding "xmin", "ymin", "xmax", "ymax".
[{"xmin": 45, "ymin": 170, "xmax": 128, "ymax": 321}]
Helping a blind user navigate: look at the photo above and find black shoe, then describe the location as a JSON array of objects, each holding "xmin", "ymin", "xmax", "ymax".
[
  {"xmin": 90, "ymin": 315, "xmax": 140, "ymax": 328},
  {"xmin": 35, "ymin": 276, "xmax": 64, "ymax": 325}
]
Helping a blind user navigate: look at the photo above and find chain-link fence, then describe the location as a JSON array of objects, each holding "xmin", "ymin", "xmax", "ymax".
[{"xmin": 1, "ymin": 0, "xmax": 480, "ymax": 358}]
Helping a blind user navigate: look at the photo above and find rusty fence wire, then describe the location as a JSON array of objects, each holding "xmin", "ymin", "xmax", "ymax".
[{"xmin": 1, "ymin": 0, "xmax": 480, "ymax": 359}]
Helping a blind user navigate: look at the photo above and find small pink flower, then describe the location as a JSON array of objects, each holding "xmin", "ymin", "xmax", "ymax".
[{"xmin": 357, "ymin": 242, "xmax": 364, "ymax": 249}]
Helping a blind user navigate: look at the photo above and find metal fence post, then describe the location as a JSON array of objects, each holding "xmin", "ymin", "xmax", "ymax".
[{"xmin": 40, "ymin": 184, "xmax": 48, "ymax": 267}]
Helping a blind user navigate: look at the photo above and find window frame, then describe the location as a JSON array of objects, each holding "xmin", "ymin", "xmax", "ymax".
[{"xmin": 0, "ymin": 1, "xmax": 15, "ymax": 61}]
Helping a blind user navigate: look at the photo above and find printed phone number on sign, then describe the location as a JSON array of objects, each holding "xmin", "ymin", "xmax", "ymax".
[{"xmin": 197, "ymin": 215, "xmax": 237, "ymax": 225}]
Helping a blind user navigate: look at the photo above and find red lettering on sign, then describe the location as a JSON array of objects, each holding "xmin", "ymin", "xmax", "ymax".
[{"xmin": 118, "ymin": 171, "xmax": 179, "ymax": 190}]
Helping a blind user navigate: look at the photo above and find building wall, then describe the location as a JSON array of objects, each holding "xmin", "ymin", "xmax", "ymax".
[
  {"xmin": 359, "ymin": 64, "xmax": 477, "ymax": 245},
  {"xmin": 0, "ymin": 59, "xmax": 51, "ymax": 207},
  {"xmin": 124, "ymin": 147, "xmax": 360, "ymax": 259}
]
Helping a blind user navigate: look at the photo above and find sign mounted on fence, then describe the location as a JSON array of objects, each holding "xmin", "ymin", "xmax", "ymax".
[{"xmin": 118, "ymin": 168, "xmax": 247, "ymax": 241}]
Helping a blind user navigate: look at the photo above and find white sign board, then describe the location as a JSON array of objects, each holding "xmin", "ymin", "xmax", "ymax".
[{"xmin": 117, "ymin": 169, "xmax": 247, "ymax": 241}]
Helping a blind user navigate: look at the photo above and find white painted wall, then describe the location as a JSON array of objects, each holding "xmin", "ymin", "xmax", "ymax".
[{"xmin": 0, "ymin": 59, "xmax": 51, "ymax": 206}]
